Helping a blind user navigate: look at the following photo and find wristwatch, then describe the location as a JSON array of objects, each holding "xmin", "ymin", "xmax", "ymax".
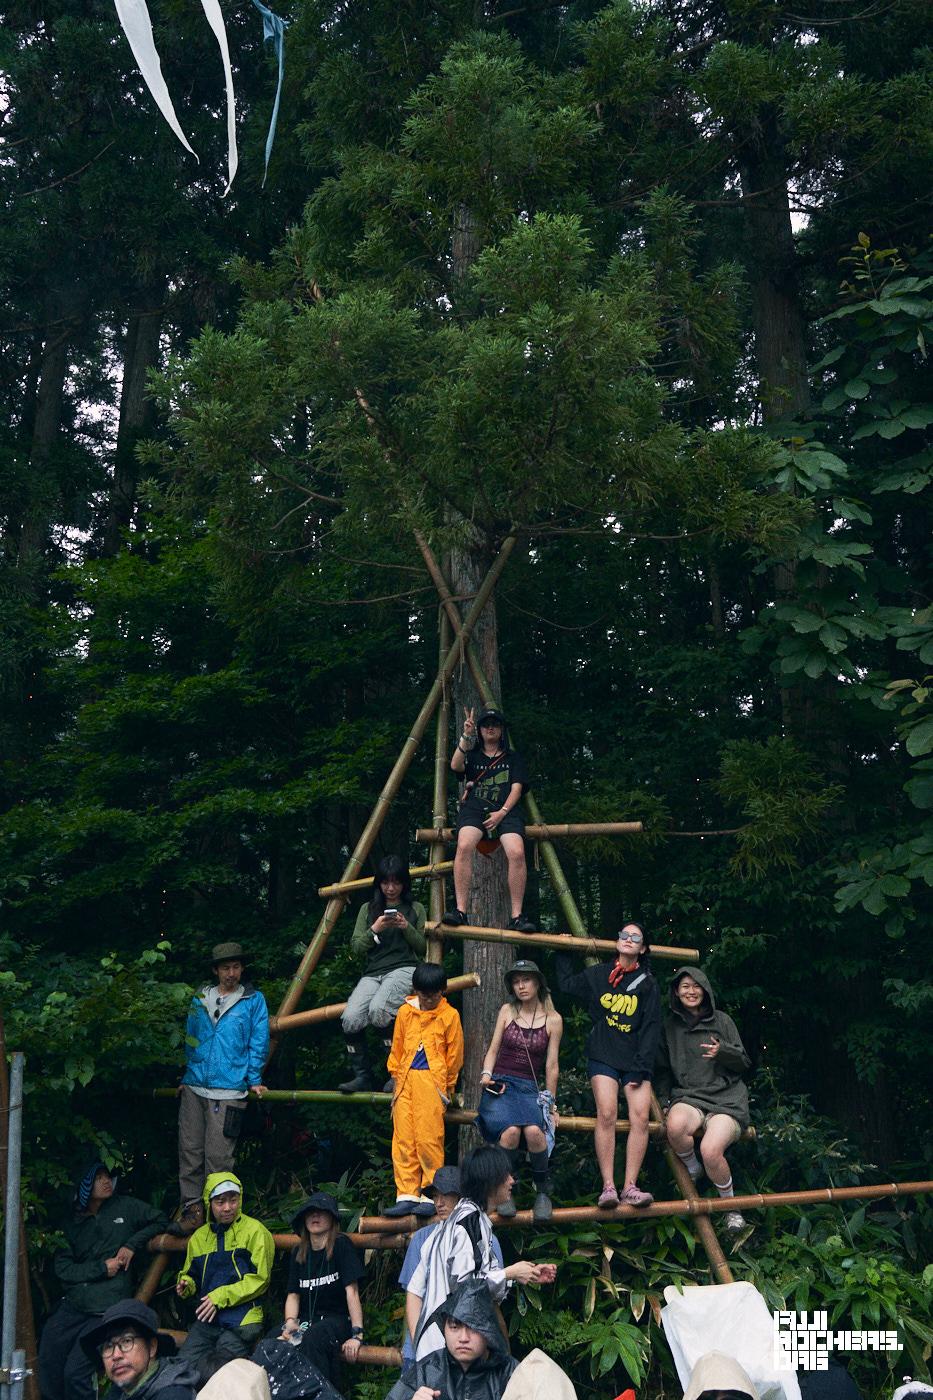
[{"xmin": 350, "ymin": 1327, "xmax": 364, "ymax": 1339}]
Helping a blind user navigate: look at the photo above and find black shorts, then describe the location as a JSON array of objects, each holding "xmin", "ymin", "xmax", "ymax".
[{"xmin": 456, "ymin": 799, "xmax": 526, "ymax": 838}]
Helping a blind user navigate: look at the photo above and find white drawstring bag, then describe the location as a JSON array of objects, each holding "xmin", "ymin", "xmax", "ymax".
[{"xmin": 661, "ymin": 1281, "xmax": 802, "ymax": 1400}]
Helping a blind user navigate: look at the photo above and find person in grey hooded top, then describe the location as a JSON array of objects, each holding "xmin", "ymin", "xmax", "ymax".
[
  {"xmin": 655, "ymin": 967, "xmax": 751, "ymax": 1231},
  {"xmin": 387, "ymin": 1278, "xmax": 517, "ymax": 1400}
]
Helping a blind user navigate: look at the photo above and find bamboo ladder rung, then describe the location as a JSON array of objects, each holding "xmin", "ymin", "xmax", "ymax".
[
  {"xmin": 318, "ymin": 862, "xmax": 454, "ymax": 898},
  {"xmin": 425, "ymin": 922, "xmax": 699, "ymax": 963},
  {"xmin": 414, "ymin": 822, "xmax": 644, "ymax": 843},
  {"xmin": 269, "ymin": 972, "xmax": 480, "ymax": 1033}
]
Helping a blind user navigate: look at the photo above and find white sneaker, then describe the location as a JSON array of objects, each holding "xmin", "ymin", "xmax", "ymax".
[{"xmin": 725, "ymin": 1210, "xmax": 746, "ymax": 1230}]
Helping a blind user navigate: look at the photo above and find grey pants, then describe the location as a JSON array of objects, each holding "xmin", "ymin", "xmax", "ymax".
[
  {"xmin": 178, "ymin": 1320, "xmax": 262, "ymax": 1385},
  {"xmin": 340, "ymin": 966, "xmax": 415, "ymax": 1034},
  {"xmin": 178, "ymin": 1086, "xmax": 246, "ymax": 1204}
]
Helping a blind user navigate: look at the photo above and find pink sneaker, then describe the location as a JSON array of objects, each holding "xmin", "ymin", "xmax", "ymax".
[
  {"xmin": 597, "ymin": 1182, "xmax": 619, "ymax": 1208},
  {"xmin": 620, "ymin": 1183, "xmax": 654, "ymax": 1207}
]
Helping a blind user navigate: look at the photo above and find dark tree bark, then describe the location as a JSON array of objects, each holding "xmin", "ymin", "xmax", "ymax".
[{"xmin": 101, "ymin": 279, "xmax": 166, "ymax": 556}]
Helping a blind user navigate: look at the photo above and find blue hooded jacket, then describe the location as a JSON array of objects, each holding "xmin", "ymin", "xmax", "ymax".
[{"xmin": 182, "ymin": 981, "xmax": 269, "ymax": 1094}]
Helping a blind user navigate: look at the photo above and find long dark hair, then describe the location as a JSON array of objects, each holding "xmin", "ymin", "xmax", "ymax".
[
  {"xmin": 366, "ymin": 855, "xmax": 414, "ymax": 924},
  {"xmin": 295, "ymin": 1212, "xmax": 339, "ymax": 1264}
]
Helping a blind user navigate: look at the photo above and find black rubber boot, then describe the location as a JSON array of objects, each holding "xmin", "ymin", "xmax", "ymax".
[
  {"xmin": 530, "ymin": 1149, "xmax": 553, "ymax": 1222},
  {"xmin": 338, "ymin": 1037, "xmax": 373, "ymax": 1093},
  {"xmin": 381, "ymin": 1028, "xmax": 395, "ymax": 1093},
  {"xmin": 496, "ymin": 1148, "xmax": 523, "ymax": 1218}
]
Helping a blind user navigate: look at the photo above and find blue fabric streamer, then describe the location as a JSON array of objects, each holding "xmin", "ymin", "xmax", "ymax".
[{"xmin": 252, "ymin": 0, "xmax": 290, "ymax": 187}]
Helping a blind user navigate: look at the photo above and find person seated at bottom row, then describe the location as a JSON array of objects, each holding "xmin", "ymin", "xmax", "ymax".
[
  {"xmin": 175, "ymin": 1173, "xmax": 274, "ymax": 1384},
  {"xmin": 80, "ymin": 1300, "xmax": 199, "ymax": 1400},
  {"xmin": 443, "ymin": 706, "xmax": 535, "ymax": 934},
  {"xmin": 387, "ymin": 1278, "xmax": 516, "ymax": 1400},
  {"xmin": 253, "ymin": 1190, "xmax": 364, "ymax": 1388},
  {"xmin": 385, "ymin": 963, "xmax": 464, "ymax": 1218}
]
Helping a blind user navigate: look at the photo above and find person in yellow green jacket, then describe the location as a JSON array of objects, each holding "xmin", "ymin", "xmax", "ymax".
[
  {"xmin": 385, "ymin": 964, "xmax": 464, "ymax": 1218},
  {"xmin": 174, "ymin": 1172, "xmax": 274, "ymax": 1384}
]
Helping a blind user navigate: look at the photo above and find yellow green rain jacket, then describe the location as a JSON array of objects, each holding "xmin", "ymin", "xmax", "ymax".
[{"xmin": 176, "ymin": 1172, "xmax": 274, "ymax": 1330}]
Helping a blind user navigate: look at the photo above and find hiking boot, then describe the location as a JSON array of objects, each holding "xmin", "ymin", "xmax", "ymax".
[
  {"xmin": 507, "ymin": 914, "xmax": 535, "ymax": 934},
  {"xmin": 411, "ymin": 1197, "xmax": 437, "ymax": 1218},
  {"xmin": 597, "ymin": 1182, "xmax": 619, "ymax": 1209},
  {"xmin": 384, "ymin": 1198, "xmax": 420, "ymax": 1218},
  {"xmin": 178, "ymin": 1200, "xmax": 205, "ymax": 1235},
  {"xmin": 532, "ymin": 1187, "xmax": 553, "ymax": 1223},
  {"xmin": 442, "ymin": 908, "xmax": 466, "ymax": 926},
  {"xmin": 619, "ymin": 1183, "xmax": 654, "ymax": 1207}
]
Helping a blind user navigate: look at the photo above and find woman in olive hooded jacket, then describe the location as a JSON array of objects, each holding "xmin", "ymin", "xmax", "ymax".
[{"xmin": 655, "ymin": 967, "xmax": 751, "ymax": 1229}]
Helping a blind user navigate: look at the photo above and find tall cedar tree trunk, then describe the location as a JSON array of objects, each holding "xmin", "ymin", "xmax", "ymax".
[
  {"xmin": 101, "ymin": 280, "xmax": 166, "ymax": 556},
  {"xmin": 449, "ymin": 538, "xmax": 518, "ymax": 1158}
]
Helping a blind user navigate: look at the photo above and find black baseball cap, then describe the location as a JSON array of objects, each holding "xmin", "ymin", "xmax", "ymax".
[
  {"xmin": 291, "ymin": 1191, "xmax": 340, "ymax": 1231},
  {"xmin": 477, "ymin": 708, "xmax": 506, "ymax": 727},
  {"xmin": 426, "ymin": 1166, "xmax": 462, "ymax": 1196}
]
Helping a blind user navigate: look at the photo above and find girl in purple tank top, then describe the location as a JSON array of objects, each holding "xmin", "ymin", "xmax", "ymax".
[{"xmin": 475, "ymin": 960, "xmax": 563, "ymax": 1222}]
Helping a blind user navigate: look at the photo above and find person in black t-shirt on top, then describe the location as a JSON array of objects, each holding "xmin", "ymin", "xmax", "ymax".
[
  {"xmin": 253, "ymin": 1191, "xmax": 364, "ymax": 1389},
  {"xmin": 443, "ymin": 706, "xmax": 534, "ymax": 934}
]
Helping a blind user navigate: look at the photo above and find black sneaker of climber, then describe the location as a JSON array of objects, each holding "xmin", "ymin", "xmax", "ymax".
[
  {"xmin": 442, "ymin": 908, "xmax": 467, "ymax": 926},
  {"xmin": 508, "ymin": 914, "xmax": 535, "ymax": 934}
]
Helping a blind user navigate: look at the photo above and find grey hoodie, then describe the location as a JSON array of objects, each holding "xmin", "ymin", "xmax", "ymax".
[
  {"xmin": 683, "ymin": 1350, "xmax": 760, "ymax": 1399},
  {"xmin": 655, "ymin": 967, "xmax": 752, "ymax": 1128}
]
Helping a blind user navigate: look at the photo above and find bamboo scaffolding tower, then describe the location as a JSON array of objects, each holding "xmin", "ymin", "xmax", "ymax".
[
  {"xmin": 271, "ymin": 534, "xmax": 517, "ymax": 1036},
  {"xmin": 415, "ymin": 822, "xmax": 644, "ymax": 842},
  {"xmin": 270, "ymin": 972, "xmax": 480, "ymax": 1033},
  {"xmin": 426, "ymin": 922, "xmax": 699, "ymax": 963},
  {"xmin": 318, "ymin": 862, "xmax": 453, "ymax": 898}
]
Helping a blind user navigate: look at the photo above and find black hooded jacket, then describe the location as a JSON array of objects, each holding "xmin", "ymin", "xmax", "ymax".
[
  {"xmin": 654, "ymin": 967, "xmax": 751, "ymax": 1127},
  {"xmin": 388, "ymin": 1279, "xmax": 517, "ymax": 1400}
]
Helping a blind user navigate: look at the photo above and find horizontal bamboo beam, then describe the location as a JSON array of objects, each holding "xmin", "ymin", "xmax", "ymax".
[
  {"xmin": 270, "ymin": 972, "xmax": 481, "ymax": 1032},
  {"xmin": 147, "ymin": 1180, "xmax": 932, "ymax": 1256},
  {"xmin": 153, "ymin": 1311, "xmax": 401, "ymax": 1368},
  {"xmin": 318, "ymin": 862, "xmax": 454, "ymax": 898},
  {"xmin": 415, "ymin": 822, "xmax": 643, "ymax": 843},
  {"xmin": 426, "ymin": 923, "xmax": 699, "ymax": 963}
]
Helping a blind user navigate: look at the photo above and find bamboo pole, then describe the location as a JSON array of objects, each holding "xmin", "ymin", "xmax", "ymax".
[
  {"xmin": 415, "ymin": 822, "xmax": 643, "ymax": 842},
  {"xmin": 649, "ymin": 1088, "xmax": 732, "ymax": 1284},
  {"xmin": 270, "ymin": 972, "xmax": 480, "ymax": 1033},
  {"xmin": 426, "ymin": 923, "xmax": 699, "ymax": 963},
  {"xmin": 412, "ymin": 530, "xmax": 597, "ymax": 944},
  {"xmin": 272, "ymin": 534, "xmax": 518, "ymax": 1033},
  {"xmin": 318, "ymin": 862, "xmax": 454, "ymax": 899},
  {"xmin": 428, "ymin": 609, "xmax": 452, "ymax": 962}
]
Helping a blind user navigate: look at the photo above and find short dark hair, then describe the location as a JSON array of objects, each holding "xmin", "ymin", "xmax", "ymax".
[
  {"xmin": 412, "ymin": 962, "xmax": 447, "ymax": 995},
  {"xmin": 461, "ymin": 1145, "xmax": 511, "ymax": 1208}
]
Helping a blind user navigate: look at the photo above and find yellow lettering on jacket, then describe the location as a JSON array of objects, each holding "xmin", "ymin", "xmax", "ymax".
[{"xmin": 599, "ymin": 992, "xmax": 639, "ymax": 1017}]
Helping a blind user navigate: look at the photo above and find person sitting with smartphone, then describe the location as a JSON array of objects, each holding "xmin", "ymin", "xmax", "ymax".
[
  {"xmin": 443, "ymin": 706, "xmax": 535, "ymax": 936},
  {"xmin": 338, "ymin": 856, "xmax": 427, "ymax": 1094}
]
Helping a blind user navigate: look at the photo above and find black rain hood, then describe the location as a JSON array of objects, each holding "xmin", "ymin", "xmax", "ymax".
[{"xmin": 438, "ymin": 1278, "xmax": 510, "ymax": 1360}]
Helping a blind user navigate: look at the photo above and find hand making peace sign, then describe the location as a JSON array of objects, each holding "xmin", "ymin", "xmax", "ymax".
[{"xmin": 463, "ymin": 706, "xmax": 476, "ymax": 737}]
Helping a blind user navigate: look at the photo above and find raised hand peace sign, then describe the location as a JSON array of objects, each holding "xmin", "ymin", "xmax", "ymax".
[{"xmin": 463, "ymin": 706, "xmax": 476, "ymax": 736}]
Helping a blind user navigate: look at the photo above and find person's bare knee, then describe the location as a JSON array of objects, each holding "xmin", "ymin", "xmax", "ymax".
[{"xmin": 523, "ymin": 1125, "xmax": 546, "ymax": 1152}]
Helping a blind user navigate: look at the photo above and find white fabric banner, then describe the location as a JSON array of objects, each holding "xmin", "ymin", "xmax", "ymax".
[
  {"xmin": 199, "ymin": 0, "xmax": 238, "ymax": 194},
  {"xmin": 113, "ymin": 0, "xmax": 198, "ymax": 159}
]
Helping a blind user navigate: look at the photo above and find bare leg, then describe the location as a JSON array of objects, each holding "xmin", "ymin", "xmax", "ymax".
[
  {"xmin": 453, "ymin": 826, "xmax": 482, "ymax": 913},
  {"xmin": 591, "ymin": 1075, "xmax": 620, "ymax": 1185},
  {"xmin": 498, "ymin": 1126, "xmax": 521, "ymax": 1149},
  {"xmin": 665, "ymin": 1102, "xmax": 704, "ymax": 1156},
  {"xmin": 623, "ymin": 1080, "xmax": 652, "ymax": 1186},
  {"xmin": 500, "ymin": 833, "xmax": 527, "ymax": 918},
  {"xmin": 700, "ymin": 1114, "xmax": 739, "ymax": 1189}
]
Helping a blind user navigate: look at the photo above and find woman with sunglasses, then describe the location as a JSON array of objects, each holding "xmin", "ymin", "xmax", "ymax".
[
  {"xmin": 556, "ymin": 922, "xmax": 660, "ymax": 1208},
  {"xmin": 442, "ymin": 706, "xmax": 534, "ymax": 933}
]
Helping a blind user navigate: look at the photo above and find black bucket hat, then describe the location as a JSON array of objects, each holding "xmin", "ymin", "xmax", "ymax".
[
  {"xmin": 504, "ymin": 958, "xmax": 550, "ymax": 999},
  {"xmin": 291, "ymin": 1191, "xmax": 340, "ymax": 1232},
  {"xmin": 80, "ymin": 1300, "xmax": 160, "ymax": 1362}
]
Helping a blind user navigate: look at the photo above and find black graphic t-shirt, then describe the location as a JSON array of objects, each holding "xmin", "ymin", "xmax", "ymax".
[
  {"xmin": 462, "ymin": 748, "xmax": 530, "ymax": 811},
  {"xmin": 286, "ymin": 1234, "xmax": 365, "ymax": 1322}
]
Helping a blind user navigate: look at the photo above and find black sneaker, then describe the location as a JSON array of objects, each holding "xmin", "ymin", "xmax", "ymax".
[
  {"xmin": 508, "ymin": 914, "xmax": 535, "ymax": 934},
  {"xmin": 442, "ymin": 908, "xmax": 466, "ymax": 926}
]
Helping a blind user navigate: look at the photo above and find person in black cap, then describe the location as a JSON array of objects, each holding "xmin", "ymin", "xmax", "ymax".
[
  {"xmin": 177, "ymin": 940, "xmax": 269, "ymax": 1232},
  {"xmin": 443, "ymin": 706, "xmax": 534, "ymax": 933},
  {"xmin": 38, "ymin": 1160, "xmax": 169, "ymax": 1400},
  {"xmin": 476, "ymin": 960, "xmax": 562, "ymax": 1222},
  {"xmin": 253, "ymin": 1191, "xmax": 365, "ymax": 1388},
  {"xmin": 79, "ymin": 1300, "xmax": 198, "ymax": 1399}
]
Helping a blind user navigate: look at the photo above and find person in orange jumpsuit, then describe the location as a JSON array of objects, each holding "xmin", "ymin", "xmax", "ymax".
[{"xmin": 385, "ymin": 964, "xmax": 464, "ymax": 1218}]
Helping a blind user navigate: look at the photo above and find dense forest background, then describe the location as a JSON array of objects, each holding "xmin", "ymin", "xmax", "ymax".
[{"xmin": 2, "ymin": 0, "xmax": 932, "ymax": 1393}]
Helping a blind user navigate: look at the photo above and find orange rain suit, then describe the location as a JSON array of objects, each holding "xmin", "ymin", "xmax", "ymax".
[{"xmin": 387, "ymin": 994, "xmax": 464, "ymax": 1201}]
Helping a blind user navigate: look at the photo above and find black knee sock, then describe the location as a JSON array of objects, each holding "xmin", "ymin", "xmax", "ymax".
[
  {"xmin": 529, "ymin": 1148, "xmax": 550, "ymax": 1187},
  {"xmin": 506, "ymin": 1147, "xmax": 523, "ymax": 1179}
]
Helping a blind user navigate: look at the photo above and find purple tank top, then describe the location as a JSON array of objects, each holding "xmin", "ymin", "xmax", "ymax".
[{"xmin": 493, "ymin": 1018, "xmax": 549, "ymax": 1081}]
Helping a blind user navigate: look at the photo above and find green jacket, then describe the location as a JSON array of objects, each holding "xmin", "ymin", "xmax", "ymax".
[
  {"xmin": 350, "ymin": 898, "xmax": 426, "ymax": 976},
  {"xmin": 654, "ymin": 967, "xmax": 752, "ymax": 1128},
  {"xmin": 55, "ymin": 1193, "xmax": 168, "ymax": 1316},
  {"xmin": 177, "ymin": 1171, "xmax": 274, "ymax": 1330}
]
